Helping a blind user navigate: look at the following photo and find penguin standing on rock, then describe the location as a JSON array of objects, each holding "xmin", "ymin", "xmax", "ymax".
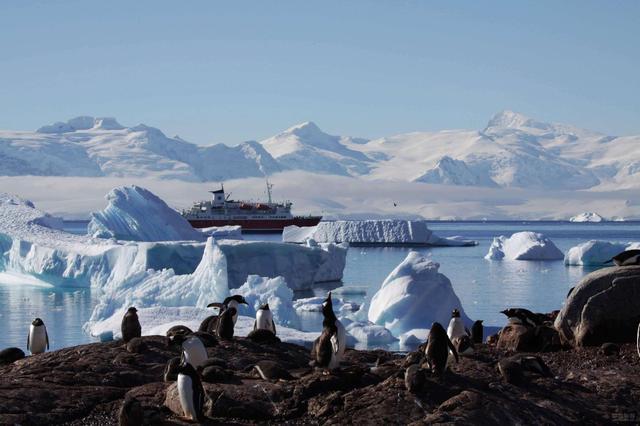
[
  {"xmin": 222, "ymin": 295, "xmax": 248, "ymax": 325},
  {"xmin": 254, "ymin": 303, "xmax": 276, "ymax": 335},
  {"xmin": 216, "ymin": 307, "xmax": 237, "ymax": 340},
  {"xmin": 447, "ymin": 309, "xmax": 467, "ymax": 341},
  {"xmin": 171, "ymin": 335, "xmax": 208, "ymax": 370},
  {"xmin": 313, "ymin": 292, "xmax": 346, "ymax": 371},
  {"xmin": 471, "ymin": 320, "xmax": 484, "ymax": 344},
  {"xmin": 500, "ymin": 308, "xmax": 544, "ymax": 327},
  {"xmin": 27, "ymin": 318, "xmax": 49, "ymax": 355},
  {"xmin": 121, "ymin": 307, "xmax": 141, "ymax": 343},
  {"xmin": 177, "ymin": 361, "xmax": 205, "ymax": 422},
  {"xmin": 425, "ymin": 322, "xmax": 458, "ymax": 378}
]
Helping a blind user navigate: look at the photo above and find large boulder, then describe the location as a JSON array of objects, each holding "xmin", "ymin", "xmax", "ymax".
[{"xmin": 554, "ymin": 266, "xmax": 640, "ymax": 346}]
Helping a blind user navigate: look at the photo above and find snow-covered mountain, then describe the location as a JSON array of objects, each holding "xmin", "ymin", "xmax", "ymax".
[
  {"xmin": 260, "ymin": 121, "xmax": 374, "ymax": 176},
  {"xmin": 0, "ymin": 117, "xmax": 280, "ymax": 181},
  {"xmin": 1, "ymin": 112, "xmax": 639, "ymax": 191}
]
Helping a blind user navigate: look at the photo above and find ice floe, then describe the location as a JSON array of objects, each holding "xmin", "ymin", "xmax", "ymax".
[{"xmin": 485, "ymin": 231, "xmax": 564, "ymax": 260}]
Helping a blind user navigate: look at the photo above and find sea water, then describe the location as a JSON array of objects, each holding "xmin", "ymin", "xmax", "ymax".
[{"xmin": 1, "ymin": 221, "xmax": 639, "ymax": 351}]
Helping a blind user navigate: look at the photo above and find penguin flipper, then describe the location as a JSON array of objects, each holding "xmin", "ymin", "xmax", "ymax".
[
  {"xmin": 447, "ymin": 337, "xmax": 459, "ymax": 363},
  {"xmin": 27, "ymin": 333, "xmax": 30, "ymax": 351},
  {"xmin": 330, "ymin": 331, "xmax": 340, "ymax": 355},
  {"xmin": 272, "ymin": 319, "xmax": 277, "ymax": 336},
  {"xmin": 46, "ymin": 329, "xmax": 49, "ymax": 350},
  {"xmin": 253, "ymin": 320, "xmax": 257, "ymax": 331}
]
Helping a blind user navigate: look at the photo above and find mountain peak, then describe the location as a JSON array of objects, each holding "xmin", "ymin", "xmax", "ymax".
[
  {"xmin": 37, "ymin": 116, "xmax": 124, "ymax": 133},
  {"xmin": 283, "ymin": 121, "xmax": 325, "ymax": 137},
  {"xmin": 486, "ymin": 110, "xmax": 536, "ymax": 129},
  {"xmin": 92, "ymin": 117, "xmax": 124, "ymax": 130}
]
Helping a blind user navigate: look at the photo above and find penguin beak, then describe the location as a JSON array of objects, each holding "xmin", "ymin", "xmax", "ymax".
[{"xmin": 207, "ymin": 302, "xmax": 223, "ymax": 309}]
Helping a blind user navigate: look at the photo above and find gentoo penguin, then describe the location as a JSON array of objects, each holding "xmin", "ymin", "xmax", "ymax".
[
  {"xmin": 404, "ymin": 364, "xmax": 425, "ymax": 393},
  {"xmin": 254, "ymin": 303, "xmax": 276, "ymax": 335},
  {"xmin": 607, "ymin": 249, "xmax": 640, "ymax": 266},
  {"xmin": 27, "ymin": 318, "xmax": 49, "ymax": 354},
  {"xmin": 176, "ymin": 361, "xmax": 205, "ymax": 422},
  {"xmin": 171, "ymin": 335, "xmax": 208, "ymax": 370},
  {"xmin": 121, "ymin": 307, "xmax": 141, "ymax": 343},
  {"xmin": 221, "ymin": 295, "xmax": 248, "ymax": 325},
  {"xmin": 500, "ymin": 308, "xmax": 544, "ymax": 327},
  {"xmin": 199, "ymin": 303, "xmax": 223, "ymax": 333},
  {"xmin": 447, "ymin": 309, "xmax": 467, "ymax": 341},
  {"xmin": 166, "ymin": 325, "xmax": 193, "ymax": 338},
  {"xmin": 216, "ymin": 307, "xmax": 237, "ymax": 340},
  {"xmin": 425, "ymin": 322, "xmax": 458, "ymax": 378},
  {"xmin": 313, "ymin": 292, "xmax": 346, "ymax": 371},
  {"xmin": 471, "ymin": 320, "xmax": 484, "ymax": 344}
]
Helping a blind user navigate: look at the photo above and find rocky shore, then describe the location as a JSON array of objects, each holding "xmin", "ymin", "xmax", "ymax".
[{"xmin": 1, "ymin": 332, "xmax": 639, "ymax": 425}]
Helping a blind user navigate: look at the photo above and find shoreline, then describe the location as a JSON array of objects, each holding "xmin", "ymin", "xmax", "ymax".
[{"xmin": 2, "ymin": 334, "xmax": 639, "ymax": 424}]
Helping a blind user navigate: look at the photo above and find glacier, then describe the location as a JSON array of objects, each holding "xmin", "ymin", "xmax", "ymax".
[
  {"xmin": 283, "ymin": 220, "xmax": 477, "ymax": 246},
  {"xmin": 368, "ymin": 251, "xmax": 471, "ymax": 336},
  {"xmin": 88, "ymin": 185, "xmax": 205, "ymax": 241},
  {"xmin": 564, "ymin": 240, "xmax": 640, "ymax": 266},
  {"xmin": 569, "ymin": 212, "xmax": 605, "ymax": 223},
  {"xmin": 485, "ymin": 231, "xmax": 564, "ymax": 261}
]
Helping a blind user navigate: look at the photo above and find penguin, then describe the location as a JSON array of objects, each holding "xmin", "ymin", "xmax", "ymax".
[
  {"xmin": 425, "ymin": 322, "xmax": 458, "ymax": 378},
  {"xmin": 313, "ymin": 292, "xmax": 346, "ymax": 371},
  {"xmin": 254, "ymin": 303, "xmax": 276, "ymax": 335},
  {"xmin": 164, "ymin": 357, "xmax": 181, "ymax": 382},
  {"xmin": 221, "ymin": 295, "xmax": 248, "ymax": 325},
  {"xmin": 166, "ymin": 325, "xmax": 193, "ymax": 338},
  {"xmin": 199, "ymin": 303, "xmax": 223, "ymax": 333},
  {"xmin": 176, "ymin": 361, "xmax": 205, "ymax": 422},
  {"xmin": 500, "ymin": 308, "xmax": 544, "ymax": 327},
  {"xmin": 471, "ymin": 320, "xmax": 484, "ymax": 344},
  {"xmin": 171, "ymin": 335, "xmax": 208, "ymax": 370},
  {"xmin": 404, "ymin": 364, "xmax": 425, "ymax": 393},
  {"xmin": 27, "ymin": 318, "xmax": 49, "ymax": 355},
  {"xmin": 636, "ymin": 322, "xmax": 640, "ymax": 360},
  {"xmin": 446, "ymin": 309, "xmax": 467, "ymax": 341},
  {"xmin": 121, "ymin": 307, "xmax": 141, "ymax": 343},
  {"xmin": 216, "ymin": 307, "xmax": 237, "ymax": 340},
  {"xmin": 606, "ymin": 249, "xmax": 640, "ymax": 266}
]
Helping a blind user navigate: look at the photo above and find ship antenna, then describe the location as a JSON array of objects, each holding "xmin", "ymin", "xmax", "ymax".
[{"xmin": 266, "ymin": 179, "xmax": 273, "ymax": 204}]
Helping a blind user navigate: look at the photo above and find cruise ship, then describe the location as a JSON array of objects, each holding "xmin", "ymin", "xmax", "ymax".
[{"xmin": 181, "ymin": 182, "xmax": 322, "ymax": 232}]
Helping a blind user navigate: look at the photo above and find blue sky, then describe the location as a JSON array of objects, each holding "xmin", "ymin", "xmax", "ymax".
[{"xmin": 0, "ymin": 1, "xmax": 638, "ymax": 144}]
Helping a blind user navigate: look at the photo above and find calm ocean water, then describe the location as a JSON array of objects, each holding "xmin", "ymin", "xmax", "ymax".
[{"xmin": 1, "ymin": 221, "xmax": 639, "ymax": 351}]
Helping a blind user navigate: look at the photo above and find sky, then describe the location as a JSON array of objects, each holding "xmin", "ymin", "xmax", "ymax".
[{"xmin": 0, "ymin": 1, "xmax": 638, "ymax": 144}]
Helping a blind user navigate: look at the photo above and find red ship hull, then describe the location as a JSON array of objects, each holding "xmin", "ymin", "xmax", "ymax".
[{"xmin": 188, "ymin": 216, "xmax": 322, "ymax": 232}]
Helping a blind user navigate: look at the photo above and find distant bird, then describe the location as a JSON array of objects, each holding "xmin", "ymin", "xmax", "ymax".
[
  {"xmin": 177, "ymin": 361, "xmax": 205, "ymax": 422},
  {"xmin": 27, "ymin": 318, "xmax": 49, "ymax": 354},
  {"xmin": 393, "ymin": 202, "xmax": 397, "ymax": 207},
  {"xmin": 607, "ymin": 249, "xmax": 640, "ymax": 266},
  {"xmin": 500, "ymin": 308, "xmax": 545, "ymax": 327},
  {"xmin": 254, "ymin": 303, "xmax": 277, "ymax": 335},
  {"xmin": 313, "ymin": 292, "xmax": 346, "ymax": 371},
  {"xmin": 121, "ymin": 307, "xmax": 141, "ymax": 342}
]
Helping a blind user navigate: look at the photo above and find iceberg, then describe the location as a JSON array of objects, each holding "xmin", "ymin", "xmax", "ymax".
[
  {"xmin": 368, "ymin": 251, "xmax": 471, "ymax": 336},
  {"xmin": 569, "ymin": 212, "xmax": 604, "ymax": 223},
  {"xmin": 485, "ymin": 231, "xmax": 564, "ymax": 260},
  {"xmin": 88, "ymin": 185, "xmax": 204, "ymax": 241},
  {"xmin": 283, "ymin": 220, "xmax": 477, "ymax": 246},
  {"xmin": 344, "ymin": 321, "xmax": 397, "ymax": 345},
  {"xmin": 236, "ymin": 275, "xmax": 300, "ymax": 328},
  {"xmin": 564, "ymin": 240, "xmax": 640, "ymax": 266},
  {"xmin": 220, "ymin": 240, "xmax": 347, "ymax": 290},
  {"xmin": 199, "ymin": 225, "xmax": 243, "ymax": 240},
  {"xmin": 293, "ymin": 295, "xmax": 359, "ymax": 317}
]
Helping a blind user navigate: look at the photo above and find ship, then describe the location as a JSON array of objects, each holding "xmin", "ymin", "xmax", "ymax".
[{"xmin": 181, "ymin": 181, "xmax": 322, "ymax": 232}]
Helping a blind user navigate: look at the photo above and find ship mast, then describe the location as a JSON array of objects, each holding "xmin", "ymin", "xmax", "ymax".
[{"xmin": 266, "ymin": 179, "xmax": 273, "ymax": 204}]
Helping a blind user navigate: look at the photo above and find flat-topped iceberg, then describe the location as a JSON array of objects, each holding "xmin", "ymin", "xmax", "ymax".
[
  {"xmin": 564, "ymin": 240, "xmax": 640, "ymax": 266},
  {"xmin": 485, "ymin": 231, "xmax": 564, "ymax": 260},
  {"xmin": 283, "ymin": 220, "xmax": 477, "ymax": 246},
  {"xmin": 569, "ymin": 212, "xmax": 604, "ymax": 223},
  {"xmin": 88, "ymin": 185, "xmax": 204, "ymax": 241},
  {"xmin": 368, "ymin": 251, "xmax": 471, "ymax": 336}
]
